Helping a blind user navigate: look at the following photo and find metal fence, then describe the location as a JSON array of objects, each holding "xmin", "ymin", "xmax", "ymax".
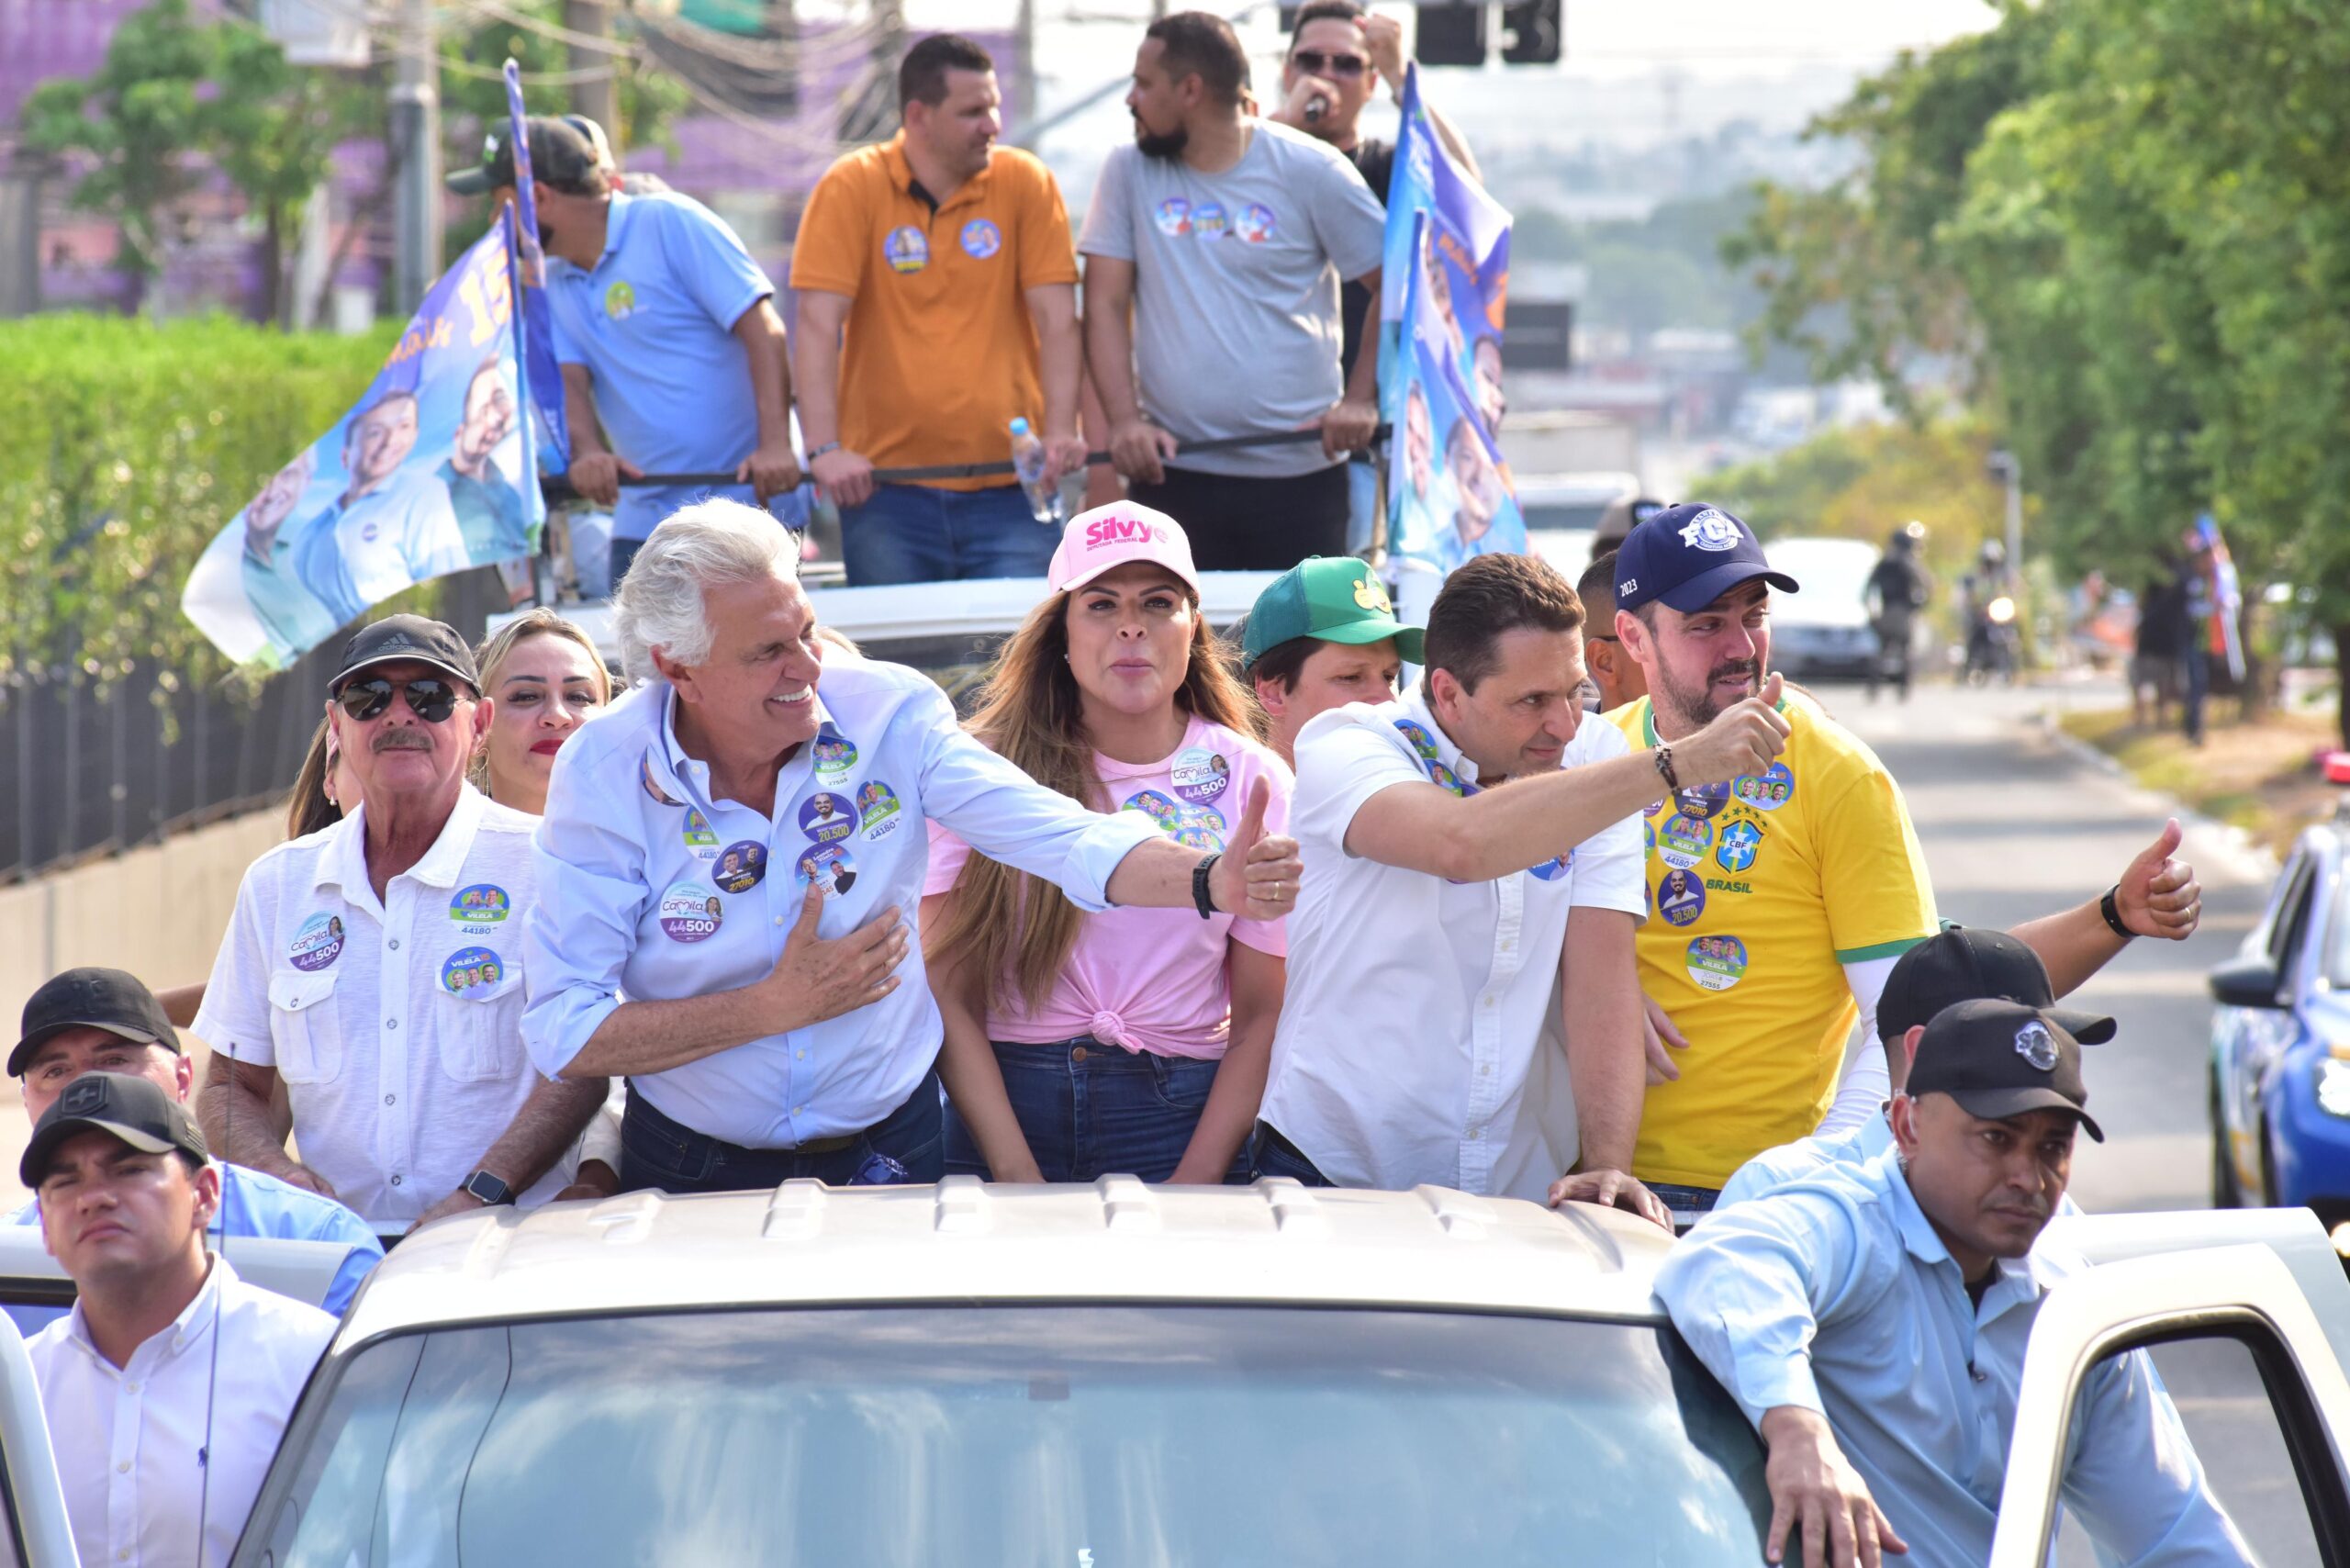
[{"xmin": 1, "ymin": 566, "xmax": 514, "ymax": 881}]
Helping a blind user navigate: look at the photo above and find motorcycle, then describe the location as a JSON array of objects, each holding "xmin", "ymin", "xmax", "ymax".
[{"xmin": 1964, "ymin": 594, "xmax": 2020, "ymax": 685}]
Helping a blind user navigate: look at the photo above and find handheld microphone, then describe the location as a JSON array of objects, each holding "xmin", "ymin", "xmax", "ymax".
[{"xmin": 1304, "ymin": 95, "xmax": 1327, "ymax": 124}]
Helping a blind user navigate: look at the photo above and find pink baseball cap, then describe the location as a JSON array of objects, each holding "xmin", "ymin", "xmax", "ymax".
[{"xmin": 1047, "ymin": 501, "xmax": 1201, "ymax": 596}]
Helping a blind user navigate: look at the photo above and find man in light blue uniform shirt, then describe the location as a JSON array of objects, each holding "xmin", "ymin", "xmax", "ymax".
[
  {"xmin": 9, "ymin": 969, "xmax": 380, "ymax": 1316},
  {"xmin": 1657, "ymin": 999, "xmax": 2249, "ymax": 1568},
  {"xmin": 448, "ymin": 118, "xmax": 803, "ymax": 588},
  {"xmin": 522, "ymin": 499, "xmax": 1302, "ymax": 1191}
]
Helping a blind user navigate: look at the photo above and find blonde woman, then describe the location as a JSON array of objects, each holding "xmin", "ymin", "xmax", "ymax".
[
  {"xmin": 470, "ymin": 608, "xmax": 615, "ymax": 813},
  {"xmin": 923, "ymin": 505, "xmax": 1292, "ymax": 1184}
]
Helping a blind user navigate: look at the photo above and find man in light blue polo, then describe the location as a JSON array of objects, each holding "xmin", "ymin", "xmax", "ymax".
[
  {"xmin": 9, "ymin": 969, "xmax": 381, "ymax": 1316},
  {"xmin": 448, "ymin": 118, "xmax": 801, "ymax": 588},
  {"xmin": 1658, "ymin": 1000, "xmax": 2247, "ymax": 1568},
  {"xmin": 295, "ymin": 388, "xmax": 469, "ymax": 625}
]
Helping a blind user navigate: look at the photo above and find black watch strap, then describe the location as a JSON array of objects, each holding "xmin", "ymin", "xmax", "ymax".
[
  {"xmin": 1192, "ymin": 853, "xmax": 1222, "ymax": 920},
  {"xmin": 463, "ymin": 1169, "xmax": 514, "ymax": 1205},
  {"xmin": 2098, "ymin": 884, "xmax": 2133, "ymax": 940}
]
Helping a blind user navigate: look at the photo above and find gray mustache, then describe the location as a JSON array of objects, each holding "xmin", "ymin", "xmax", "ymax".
[{"xmin": 373, "ymin": 729, "xmax": 433, "ymax": 753}]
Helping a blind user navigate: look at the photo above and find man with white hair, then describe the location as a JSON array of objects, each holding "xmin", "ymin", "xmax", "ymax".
[{"xmin": 523, "ymin": 498, "xmax": 1305, "ymax": 1191}]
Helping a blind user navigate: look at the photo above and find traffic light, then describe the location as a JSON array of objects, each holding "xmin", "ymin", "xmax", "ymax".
[
  {"xmin": 1414, "ymin": 3, "xmax": 1487, "ymax": 66},
  {"xmin": 1501, "ymin": 0, "xmax": 1561, "ymax": 64}
]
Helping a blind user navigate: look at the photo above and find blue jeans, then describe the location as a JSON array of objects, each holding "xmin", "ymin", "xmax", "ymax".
[
  {"xmin": 839, "ymin": 482, "xmax": 1059, "ymax": 586},
  {"xmin": 1647, "ymin": 1182, "xmax": 1721, "ymax": 1234},
  {"xmin": 2181, "ymin": 642, "xmax": 2210, "ymax": 744},
  {"xmin": 618, "ymin": 1066, "xmax": 945, "ymax": 1193},
  {"xmin": 944, "ymin": 1038, "xmax": 1248, "ymax": 1183},
  {"xmin": 1248, "ymin": 1122, "xmax": 1333, "ymax": 1186}
]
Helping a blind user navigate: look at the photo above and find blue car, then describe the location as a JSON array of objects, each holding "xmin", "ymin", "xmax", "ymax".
[{"xmin": 2209, "ymin": 767, "xmax": 2350, "ymax": 1221}]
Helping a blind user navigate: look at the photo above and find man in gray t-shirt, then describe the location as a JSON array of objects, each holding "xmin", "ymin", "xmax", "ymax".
[{"xmin": 1081, "ymin": 11, "xmax": 1386, "ymax": 569}]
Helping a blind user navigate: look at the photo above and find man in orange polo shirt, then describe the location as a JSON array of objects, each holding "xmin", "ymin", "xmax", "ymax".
[{"xmin": 792, "ymin": 33, "xmax": 1087, "ymax": 586}]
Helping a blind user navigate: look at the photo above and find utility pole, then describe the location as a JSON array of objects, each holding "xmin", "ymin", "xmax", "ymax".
[
  {"xmin": 565, "ymin": 0, "xmax": 620, "ymax": 136},
  {"xmin": 1013, "ymin": 0, "xmax": 1037, "ymax": 130},
  {"xmin": 1988, "ymin": 446, "xmax": 2024, "ymax": 577},
  {"xmin": 390, "ymin": 0, "xmax": 442, "ymax": 315}
]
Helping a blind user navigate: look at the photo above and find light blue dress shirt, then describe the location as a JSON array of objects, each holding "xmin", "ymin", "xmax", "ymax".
[
  {"xmin": 1717, "ymin": 1112, "xmax": 1891, "ymax": 1209},
  {"xmin": 545, "ymin": 190, "xmax": 775, "ymax": 543},
  {"xmin": 1655, "ymin": 1151, "xmax": 2251, "ymax": 1566},
  {"xmin": 15, "ymin": 1161, "xmax": 382, "ymax": 1316},
  {"xmin": 522, "ymin": 655, "xmax": 1161, "ymax": 1148}
]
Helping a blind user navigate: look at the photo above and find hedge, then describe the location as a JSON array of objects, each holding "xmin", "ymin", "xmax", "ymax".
[{"xmin": 0, "ymin": 312, "xmax": 402, "ymax": 686}]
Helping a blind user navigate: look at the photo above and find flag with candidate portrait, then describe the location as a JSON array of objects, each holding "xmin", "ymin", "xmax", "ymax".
[
  {"xmin": 182, "ymin": 212, "xmax": 544, "ymax": 669},
  {"xmin": 504, "ymin": 59, "xmax": 571, "ymax": 469},
  {"xmin": 1378, "ymin": 65, "xmax": 1522, "ymax": 574}
]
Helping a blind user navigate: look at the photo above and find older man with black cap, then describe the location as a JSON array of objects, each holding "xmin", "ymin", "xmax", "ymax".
[
  {"xmin": 10, "ymin": 968, "xmax": 381, "ymax": 1312},
  {"xmin": 1657, "ymin": 1002, "xmax": 2251, "ymax": 1568},
  {"xmin": 1594, "ymin": 502, "xmax": 1939, "ymax": 1228},
  {"xmin": 24, "ymin": 1072, "xmax": 337, "ymax": 1568},
  {"xmin": 194, "ymin": 615, "xmax": 607, "ymax": 1235}
]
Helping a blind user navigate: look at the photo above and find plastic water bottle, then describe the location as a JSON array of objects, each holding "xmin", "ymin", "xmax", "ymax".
[{"xmin": 1009, "ymin": 417, "xmax": 1061, "ymax": 525}]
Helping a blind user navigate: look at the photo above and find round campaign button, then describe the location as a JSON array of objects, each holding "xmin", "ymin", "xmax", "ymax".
[
  {"xmin": 795, "ymin": 843, "xmax": 859, "ymax": 900},
  {"xmin": 1715, "ymin": 818, "xmax": 1764, "ymax": 875},
  {"xmin": 1643, "ymin": 797, "xmax": 1666, "ymax": 820},
  {"xmin": 1673, "ymin": 781, "xmax": 1732, "ymax": 821},
  {"xmin": 1686, "ymin": 935, "xmax": 1749, "ymax": 991},
  {"xmin": 449, "ymin": 883, "xmax": 509, "ymax": 934},
  {"xmin": 1237, "ymin": 203, "xmax": 1277, "ymax": 244},
  {"xmin": 884, "ymin": 225, "xmax": 929, "ymax": 274},
  {"xmin": 798, "ymin": 792, "xmax": 854, "ymax": 845},
  {"xmin": 1528, "ymin": 851, "xmax": 1573, "ymax": 881},
  {"xmin": 1192, "ymin": 201, "xmax": 1229, "ymax": 239},
  {"xmin": 1733, "ymin": 762, "xmax": 1796, "ymax": 812},
  {"xmin": 1657, "ymin": 813, "xmax": 1713, "ymax": 871},
  {"xmin": 856, "ymin": 779, "xmax": 903, "ymax": 842},
  {"xmin": 640, "ymin": 749, "xmax": 682, "ymax": 807},
  {"xmin": 657, "ymin": 881, "xmax": 724, "ymax": 943},
  {"xmin": 1169, "ymin": 745, "xmax": 1231, "ymax": 805},
  {"xmin": 812, "ymin": 728, "xmax": 857, "ymax": 783},
  {"xmin": 1393, "ymin": 719, "xmax": 1440, "ymax": 760},
  {"xmin": 1426, "ymin": 759, "xmax": 1469, "ymax": 797},
  {"xmin": 1642, "ymin": 817, "xmax": 1657, "ymax": 855},
  {"xmin": 440, "ymin": 946, "xmax": 504, "ymax": 995},
  {"xmin": 959, "ymin": 218, "xmax": 1001, "ymax": 259},
  {"xmin": 288, "ymin": 912, "xmax": 344, "ymax": 972},
  {"xmin": 1172, "ymin": 804, "xmax": 1226, "ymax": 852},
  {"xmin": 682, "ymin": 809, "xmax": 719, "ymax": 860},
  {"xmin": 1153, "ymin": 197, "xmax": 1191, "ymax": 238},
  {"xmin": 714, "ymin": 841, "xmax": 767, "ymax": 895},
  {"xmin": 1123, "ymin": 789, "xmax": 1181, "ymax": 830},
  {"xmin": 1657, "ymin": 868, "xmax": 1707, "ymax": 928}
]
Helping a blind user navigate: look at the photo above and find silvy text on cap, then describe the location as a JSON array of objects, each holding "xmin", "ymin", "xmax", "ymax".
[
  {"xmin": 445, "ymin": 116, "xmax": 601, "ymax": 196},
  {"xmin": 20, "ymin": 1071, "xmax": 210, "ymax": 1189},
  {"xmin": 1242, "ymin": 556, "xmax": 1426, "ymax": 671},
  {"xmin": 1047, "ymin": 502, "xmax": 1201, "ymax": 596},
  {"xmin": 1877, "ymin": 926, "xmax": 2116, "ymax": 1046},
  {"xmin": 11, "ymin": 968, "xmax": 180, "ymax": 1079},
  {"xmin": 1613, "ymin": 502, "xmax": 1799, "ymax": 615},
  {"xmin": 1906, "ymin": 998, "xmax": 2104, "ymax": 1142},
  {"xmin": 329, "ymin": 614, "xmax": 482, "ymax": 696}
]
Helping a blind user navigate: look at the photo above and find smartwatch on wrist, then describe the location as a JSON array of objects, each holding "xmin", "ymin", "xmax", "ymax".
[
  {"xmin": 462, "ymin": 1169, "xmax": 514, "ymax": 1206},
  {"xmin": 1192, "ymin": 853, "xmax": 1223, "ymax": 920},
  {"xmin": 2098, "ymin": 884, "xmax": 2134, "ymax": 940}
]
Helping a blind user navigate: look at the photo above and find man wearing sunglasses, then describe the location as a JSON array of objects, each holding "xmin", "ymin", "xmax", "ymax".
[{"xmin": 194, "ymin": 616, "xmax": 610, "ymax": 1237}]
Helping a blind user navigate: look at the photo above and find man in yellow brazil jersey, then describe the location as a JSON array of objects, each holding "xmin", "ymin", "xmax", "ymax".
[{"xmin": 1595, "ymin": 503, "xmax": 1936, "ymax": 1227}]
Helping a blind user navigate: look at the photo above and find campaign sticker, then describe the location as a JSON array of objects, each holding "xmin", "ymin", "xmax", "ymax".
[
  {"xmin": 1169, "ymin": 745, "xmax": 1231, "ymax": 805},
  {"xmin": 1191, "ymin": 201, "xmax": 1229, "ymax": 239},
  {"xmin": 1393, "ymin": 719, "xmax": 1441, "ymax": 760},
  {"xmin": 1642, "ymin": 818, "xmax": 1656, "ymax": 855},
  {"xmin": 1657, "ymin": 869, "xmax": 1707, "ymax": 927},
  {"xmin": 714, "ymin": 841, "xmax": 767, "ymax": 895},
  {"xmin": 795, "ymin": 843, "xmax": 859, "ymax": 900},
  {"xmin": 959, "ymin": 218, "xmax": 1001, "ymax": 259},
  {"xmin": 603, "ymin": 280, "xmax": 638, "ymax": 320},
  {"xmin": 1673, "ymin": 781, "xmax": 1732, "ymax": 821},
  {"xmin": 883, "ymin": 225, "xmax": 929, "ymax": 274},
  {"xmin": 1716, "ymin": 818, "xmax": 1763, "ymax": 875},
  {"xmin": 1528, "ymin": 852, "xmax": 1573, "ymax": 881},
  {"xmin": 1152, "ymin": 197, "xmax": 1192, "ymax": 237},
  {"xmin": 683, "ymin": 808, "xmax": 720, "ymax": 859},
  {"xmin": 1642, "ymin": 797, "xmax": 1666, "ymax": 820},
  {"xmin": 657, "ymin": 881, "xmax": 724, "ymax": 943},
  {"xmin": 812, "ymin": 728, "xmax": 857, "ymax": 782},
  {"xmin": 1123, "ymin": 788, "xmax": 1181, "ymax": 829},
  {"xmin": 641, "ymin": 749, "xmax": 683, "ymax": 807},
  {"xmin": 1687, "ymin": 935, "xmax": 1748, "ymax": 991},
  {"xmin": 449, "ymin": 883, "xmax": 509, "ymax": 933},
  {"xmin": 797, "ymin": 792, "xmax": 854, "ymax": 845},
  {"xmin": 1236, "ymin": 203, "xmax": 1276, "ymax": 243},
  {"xmin": 856, "ymin": 779, "xmax": 903, "ymax": 841},
  {"xmin": 1658, "ymin": 813, "xmax": 1713, "ymax": 871},
  {"xmin": 289, "ymin": 912, "xmax": 345, "ymax": 971},
  {"xmin": 440, "ymin": 946, "xmax": 504, "ymax": 995},
  {"xmin": 1172, "ymin": 803, "xmax": 1227, "ymax": 852},
  {"xmin": 1733, "ymin": 762, "xmax": 1796, "ymax": 812},
  {"xmin": 1426, "ymin": 760, "xmax": 1469, "ymax": 797}
]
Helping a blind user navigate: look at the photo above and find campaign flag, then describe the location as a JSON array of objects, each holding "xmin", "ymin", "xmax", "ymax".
[
  {"xmin": 182, "ymin": 212, "xmax": 543, "ymax": 669},
  {"xmin": 504, "ymin": 59, "xmax": 572, "ymax": 469},
  {"xmin": 2192, "ymin": 511, "xmax": 2246, "ymax": 682},
  {"xmin": 1378, "ymin": 64, "xmax": 1522, "ymax": 574}
]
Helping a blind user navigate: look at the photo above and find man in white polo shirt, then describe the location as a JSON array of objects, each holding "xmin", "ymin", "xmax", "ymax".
[
  {"xmin": 24, "ymin": 1072, "xmax": 335, "ymax": 1568},
  {"xmin": 1254, "ymin": 552, "xmax": 1789, "ymax": 1216},
  {"xmin": 195, "ymin": 616, "xmax": 608, "ymax": 1233}
]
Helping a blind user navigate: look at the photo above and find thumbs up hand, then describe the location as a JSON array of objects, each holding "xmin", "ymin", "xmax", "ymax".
[
  {"xmin": 2116, "ymin": 817, "xmax": 2199, "ymax": 939},
  {"xmin": 1208, "ymin": 777, "xmax": 1303, "ymax": 921}
]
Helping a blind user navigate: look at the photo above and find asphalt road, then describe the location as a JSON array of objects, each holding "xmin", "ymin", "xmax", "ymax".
[{"xmin": 1837, "ymin": 675, "xmax": 2311, "ymax": 1565}]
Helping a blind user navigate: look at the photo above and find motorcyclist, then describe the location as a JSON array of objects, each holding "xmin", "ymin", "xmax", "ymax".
[
  {"xmin": 1864, "ymin": 521, "xmax": 1930, "ymax": 701},
  {"xmin": 1961, "ymin": 539, "xmax": 2019, "ymax": 683}
]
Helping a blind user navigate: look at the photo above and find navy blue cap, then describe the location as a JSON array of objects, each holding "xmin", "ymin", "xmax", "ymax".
[{"xmin": 1614, "ymin": 503, "xmax": 1799, "ymax": 614}]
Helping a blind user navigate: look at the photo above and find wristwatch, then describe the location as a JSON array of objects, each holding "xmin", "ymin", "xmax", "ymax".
[
  {"xmin": 1192, "ymin": 852, "xmax": 1223, "ymax": 920},
  {"xmin": 806, "ymin": 441, "xmax": 843, "ymax": 462},
  {"xmin": 462, "ymin": 1169, "xmax": 514, "ymax": 1206},
  {"xmin": 2098, "ymin": 883, "xmax": 2134, "ymax": 940}
]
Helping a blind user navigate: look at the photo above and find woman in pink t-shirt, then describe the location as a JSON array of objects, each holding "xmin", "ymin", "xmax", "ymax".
[{"xmin": 923, "ymin": 504, "xmax": 1291, "ymax": 1183}]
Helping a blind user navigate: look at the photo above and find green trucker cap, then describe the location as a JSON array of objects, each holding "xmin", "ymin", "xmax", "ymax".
[{"xmin": 1241, "ymin": 557, "xmax": 1426, "ymax": 672}]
